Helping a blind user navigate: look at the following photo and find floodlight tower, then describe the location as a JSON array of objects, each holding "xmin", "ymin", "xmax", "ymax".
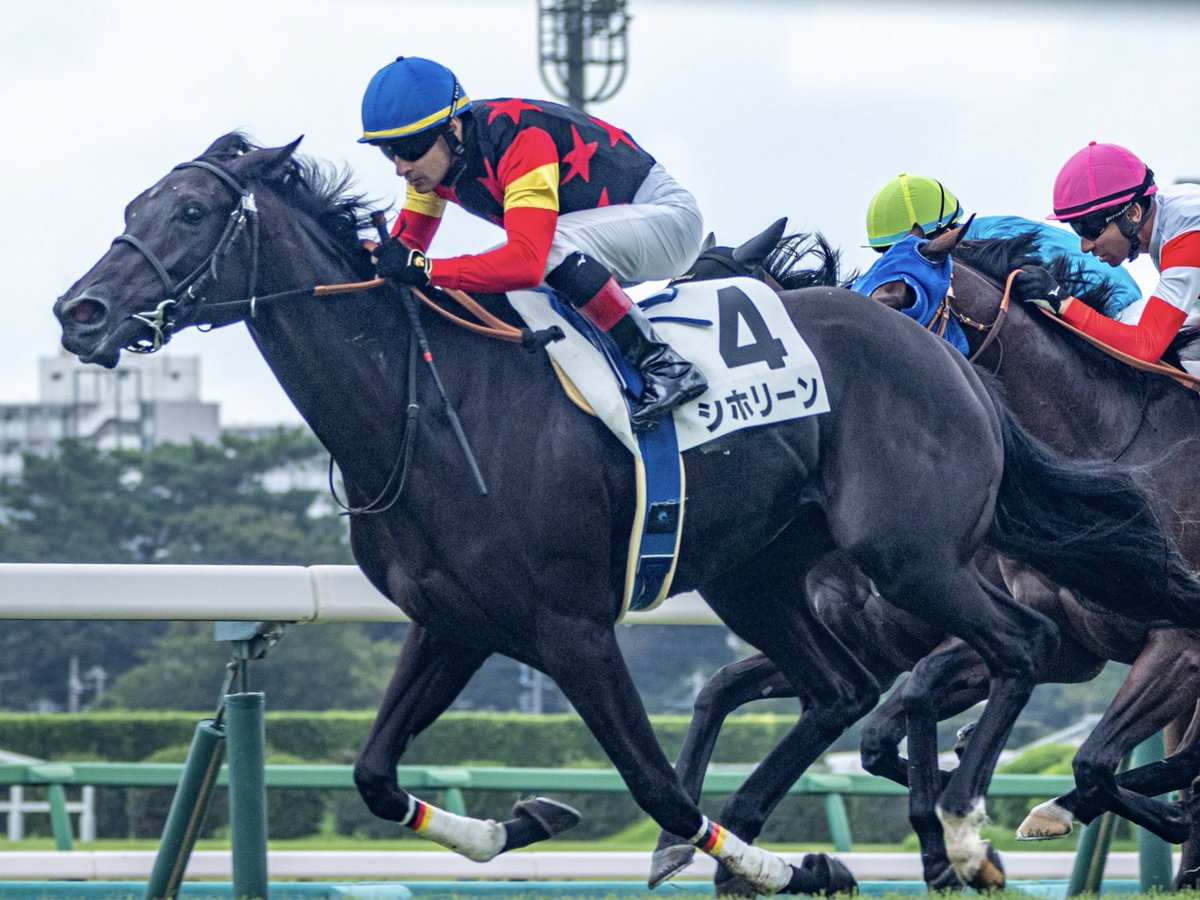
[{"xmin": 538, "ymin": 0, "xmax": 630, "ymax": 112}]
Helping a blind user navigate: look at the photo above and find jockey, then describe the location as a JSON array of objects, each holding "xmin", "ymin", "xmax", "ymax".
[
  {"xmin": 1009, "ymin": 141, "xmax": 1200, "ymax": 375},
  {"xmin": 359, "ymin": 56, "xmax": 707, "ymax": 430},
  {"xmin": 862, "ymin": 173, "xmax": 1141, "ymax": 317}
]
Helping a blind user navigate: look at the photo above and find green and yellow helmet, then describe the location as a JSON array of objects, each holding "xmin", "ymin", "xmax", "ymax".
[{"xmin": 865, "ymin": 174, "xmax": 963, "ymax": 249}]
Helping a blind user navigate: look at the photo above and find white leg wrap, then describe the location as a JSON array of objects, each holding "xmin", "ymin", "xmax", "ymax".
[
  {"xmin": 1016, "ymin": 799, "xmax": 1074, "ymax": 840},
  {"xmin": 405, "ymin": 798, "xmax": 506, "ymax": 863},
  {"xmin": 937, "ymin": 797, "xmax": 990, "ymax": 883},
  {"xmin": 692, "ymin": 817, "xmax": 791, "ymax": 895}
]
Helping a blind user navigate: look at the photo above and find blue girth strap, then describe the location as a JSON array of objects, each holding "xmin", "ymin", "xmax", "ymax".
[{"xmin": 546, "ymin": 291, "xmax": 683, "ymax": 611}]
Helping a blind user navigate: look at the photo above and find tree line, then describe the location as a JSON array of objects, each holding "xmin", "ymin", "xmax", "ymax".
[{"xmin": 0, "ymin": 429, "xmax": 739, "ymax": 716}]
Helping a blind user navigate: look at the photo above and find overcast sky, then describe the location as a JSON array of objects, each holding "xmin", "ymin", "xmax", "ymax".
[{"xmin": 4, "ymin": 0, "xmax": 1197, "ymax": 425}]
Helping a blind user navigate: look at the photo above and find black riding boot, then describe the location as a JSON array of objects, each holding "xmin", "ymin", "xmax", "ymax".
[
  {"xmin": 606, "ymin": 303, "xmax": 709, "ymax": 429},
  {"xmin": 547, "ymin": 252, "xmax": 708, "ymax": 430}
]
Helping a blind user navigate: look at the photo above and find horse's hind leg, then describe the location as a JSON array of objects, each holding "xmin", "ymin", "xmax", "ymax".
[
  {"xmin": 651, "ymin": 653, "xmax": 793, "ymax": 881},
  {"xmin": 545, "ymin": 618, "xmax": 821, "ymax": 896},
  {"xmin": 354, "ymin": 623, "xmax": 578, "ymax": 861}
]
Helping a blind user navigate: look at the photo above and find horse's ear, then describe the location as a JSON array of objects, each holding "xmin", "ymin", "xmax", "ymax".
[
  {"xmin": 732, "ymin": 217, "xmax": 788, "ymax": 267},
  {"xmin": 236, "ymin": 136, "xmax": 304, "ymax": 181},
  {"xmin": 918, "ymin": 214, "xmax": 975, "ymax": 263},
  {"xmin": 908, "ymin": 223, "xmax": 924, "ymax": 239},
  {"xmin": 701, "ymin": 232, "xmax": 717, "ymax": 252}
]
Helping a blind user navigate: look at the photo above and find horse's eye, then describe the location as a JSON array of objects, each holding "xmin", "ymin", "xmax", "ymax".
[{"xmin": 181, "ymin": 203, "xmax": 206, "ymax": 224}]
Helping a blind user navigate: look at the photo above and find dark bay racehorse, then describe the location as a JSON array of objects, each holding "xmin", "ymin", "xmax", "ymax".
[
  {"xmin": 53, "ymin": 135, "xmax": 1200, "ymax": 895},
  {"xmin": 660, "ymin": 225, "xmax": 1200, "ymax": 891}
]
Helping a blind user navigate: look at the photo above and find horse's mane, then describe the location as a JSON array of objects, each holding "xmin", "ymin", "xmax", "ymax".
[
  {"xmin": 199, "ymin": 132, "xmax": 373, "ymax": 256},
  {"xmin": 953, "ymin": 230, "xmax": 1115, "ymax": 313},
  {"xmin": 763, "ymin": 233, "xmax": 859, "ymax": 290},
  {"xmin": 953, "ymin": 231, "xmax": 1183, "ymax": 400}
]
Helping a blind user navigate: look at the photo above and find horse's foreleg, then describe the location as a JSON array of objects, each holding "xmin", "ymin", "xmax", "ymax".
[
  {"xmin": 1019, "ymin": 700, "xmax": 1200, "ymax": 842},
  {"xmin": 651, "ymin": 654, "xmax": 795, "ymax": 883},
  {"xmin": 696, "ymin": 562, "xmax": 872, "ymax": 897},
  {"xmin": 892, "ymin": 571, "xmax": 1057, "ymax": 891},
  {"xmin": 898, "ymin": 639, "xmax": 995, "ymax": 892},
  {"xmin": 354, "ymin": 623, "xmax": 577, "ymax": 861},
  {"xmin": 547, "ymin": 621, "xmax": 821, "ymax": 896},
  {"xmin": 937, "ymin": 614, "xmax": 1056, "ymax": 887},
  {"xmin": 1057, "ymin": 631, "xmax": 1200, "ymax": 844}
]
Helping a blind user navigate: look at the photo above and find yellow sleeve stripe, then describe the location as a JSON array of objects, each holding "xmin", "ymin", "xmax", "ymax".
[
  {"xmin": 504, "ymin": 163, "xmax": 560, "ymax": 212},
  {"xmin": 403, "ymin": 184, "xmax": 447, "ymax": 218}
]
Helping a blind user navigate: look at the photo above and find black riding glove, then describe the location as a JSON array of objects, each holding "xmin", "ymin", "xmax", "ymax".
[
  {"xmin": 373, "ymin": 239, "xmax": 432, "ymax": 287},
  {"xmin": 1011, "ymin": 266, "xmax": 1070, "ymax": 314}
]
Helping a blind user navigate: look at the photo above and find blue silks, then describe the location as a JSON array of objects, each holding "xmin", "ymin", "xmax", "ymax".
[
  {"xmin": 965, "ymin": 216, "xmax": 1141, "ymax": 317},
  {"xmin": 851, "ymin": 234, "xmax": 968, "ymax": 356}
]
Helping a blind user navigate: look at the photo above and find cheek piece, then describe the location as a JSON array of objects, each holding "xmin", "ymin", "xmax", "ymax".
[{"xmin": 1115, "ymin": 210, "xmax": 1144, "ymax": 261}]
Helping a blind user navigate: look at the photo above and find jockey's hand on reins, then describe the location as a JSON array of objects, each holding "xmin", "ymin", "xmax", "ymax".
[
  {"xmin": 374, "ymin": 238, "xmax": 432, "ymax": 287},
  {"xmin": 1011, "ymin": 266, "xmax": 1072, "ymax": 314}
]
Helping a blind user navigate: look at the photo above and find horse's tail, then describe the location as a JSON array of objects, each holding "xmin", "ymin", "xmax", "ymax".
[{"xmin": 982, "ymin": 380, "xmax": 1200, "ymax": 628}]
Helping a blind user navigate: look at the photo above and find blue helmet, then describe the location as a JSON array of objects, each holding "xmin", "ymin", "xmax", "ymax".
[{"xmin": 359, "ymin": 56, "xmax": 472, "ymax": 144}]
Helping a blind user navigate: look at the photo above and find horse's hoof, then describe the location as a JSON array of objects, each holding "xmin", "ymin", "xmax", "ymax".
[
  {"xmin": 1016, "ymin": 800, "xmax": 1073, "ymax": 840},
  {"xmin": 512, "ymin": 796, "xmax": 580, "ymax": 839},
  {"xmin": 964, "ymin": 843, "xmax": 1006, "ymax": 891},
  {"xmin": 648, "ymin": 843, "xmax": 696, "ymax": 889},
  {"xmin": 791, "ymin": 853, "xmax": 858, "ymax": 896},
  {"xmin": 925, "ymin": 863, "xmax": 964, "ymax": 892},
  {"xmin": 1173, "ymin": 865, "xmax": 1200, "ymax": 892},
  {"xmin": 654, "ymin": 828, "xmax": 690, "ymax": 854}
]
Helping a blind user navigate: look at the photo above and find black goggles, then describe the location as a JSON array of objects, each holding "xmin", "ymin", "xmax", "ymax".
[
  {"xmin": 1068, "ymin": 203, "xmax": 1132, "ymax": 241},
  {"xmin": 376, "ymin": 128, "xmax": 442, "ymax": 163}
]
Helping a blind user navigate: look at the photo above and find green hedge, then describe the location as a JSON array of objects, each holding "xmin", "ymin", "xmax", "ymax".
[{"xmin": 0, "ymin": 711, "xmax": 798, "ymax": 767}]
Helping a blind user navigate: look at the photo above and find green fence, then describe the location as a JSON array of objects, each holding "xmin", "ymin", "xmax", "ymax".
[{"xmin": 0, "ymin": 760, "xmax": 1078, "ymax": 853}]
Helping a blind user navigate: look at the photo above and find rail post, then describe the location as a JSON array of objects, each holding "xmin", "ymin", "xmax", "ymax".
[
  {"xmin": 226, "ymin": 691, "xmax": 268, "ymax": 899},
  {"xmin": 1132, "ymin": 731, "xmax": 1172, "ymax": 891},
  {"xmin": 143, "ymin": 720, "xmax": 226, "ymax": 900},
  {"xmin": 823, "ymin": 793, "xmax": 853, "ymax": 851},
  {"xmin": 142, "ymin": 620, "xmax": 284, "ymax": 900}
]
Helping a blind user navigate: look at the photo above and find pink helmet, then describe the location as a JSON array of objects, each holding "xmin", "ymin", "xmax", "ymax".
[{"xmin": 1048, "ymin": 141, "xmax": 1156, "ymax": 221}]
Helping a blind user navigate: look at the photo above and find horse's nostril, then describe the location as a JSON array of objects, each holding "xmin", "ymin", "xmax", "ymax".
[{"xmin": 70, "ymin": 299, "xmax": 104, "ymax": 325}]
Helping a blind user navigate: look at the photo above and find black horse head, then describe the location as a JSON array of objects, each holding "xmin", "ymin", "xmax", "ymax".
[{"xmin": 55, "ymin": 133, "xmax": 370, "ymax": 368}]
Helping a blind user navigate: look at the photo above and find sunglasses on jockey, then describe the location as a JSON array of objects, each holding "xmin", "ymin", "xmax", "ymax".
[
  {"xmin": 1068, "ymin": 203, "xmax": 1134, "ymax": 241},
  {"xmin": 377, "ymin": 127, "xmax": 444, "ymax": 164}
]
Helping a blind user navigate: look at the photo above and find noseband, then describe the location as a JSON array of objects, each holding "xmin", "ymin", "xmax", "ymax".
[{"xmin": 111, "ymin": 160, "xmax": 260, "ymax": 353}]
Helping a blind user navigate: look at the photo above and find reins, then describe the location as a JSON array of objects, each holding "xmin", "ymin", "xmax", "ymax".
[
  {"xmin": 954, "ymin": 260, "xmax": 1200, "ymax": 393},
  {"xmin": 956, "ymin": 269, "xmax": 1014, "ymax": 363},
  {"xmin": 925, "ymin": 267, "xmax": 1013, "ymax": 364},
  {"xmin": 114, "ymin": 155, "xmax": 540, "ymax": 513}
]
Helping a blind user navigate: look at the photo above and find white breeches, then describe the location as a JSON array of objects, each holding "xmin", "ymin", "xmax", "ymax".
[{"xmin": 542, "ymin": 163, "xmax": 704, "ymax": 285}]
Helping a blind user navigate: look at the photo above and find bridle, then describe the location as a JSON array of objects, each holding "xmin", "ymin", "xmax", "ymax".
[
  {"xmin": 112, "ymin": 159, "xmax": 263, "ymax": 353},
  {"xmin": 941, "ymin": 267, "xmax": 1015, "ymax": 364},
  {"xmin": 106, "ymin": 155, "xmax": 567, "ymax": 509}
]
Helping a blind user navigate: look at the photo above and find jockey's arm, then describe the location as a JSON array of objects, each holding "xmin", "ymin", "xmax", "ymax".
[
  {"xmin": 1060, "ymin": 296, "xmax": 1185, "ymax": 362},
  {"xmin": 392, "ymin": 185, "xmax": 446, "ymax": 253},
  {"xmin": 1059, "ymin": 230, "xmax": 1200, "ymax": 362},
  {"xmin": 416, "ymin": 128, "xmax": 563, "ymax": 293}
]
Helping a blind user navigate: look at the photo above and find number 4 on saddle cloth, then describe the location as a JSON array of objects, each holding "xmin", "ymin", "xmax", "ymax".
[{"xmin": 508, "ymin": 276, "xmax": 830, "ymax": 618}]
